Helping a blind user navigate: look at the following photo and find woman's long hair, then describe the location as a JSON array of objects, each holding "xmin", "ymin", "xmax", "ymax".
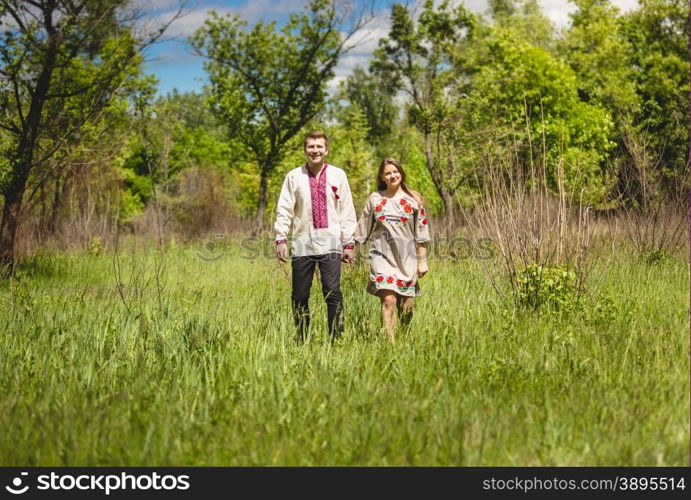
[{"xmin": 377, "ymin": 157, "xmax": 418, "ymax": 201}]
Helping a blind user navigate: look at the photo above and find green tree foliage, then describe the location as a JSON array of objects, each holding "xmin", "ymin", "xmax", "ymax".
[
  {"xmin": 22, "ymin": 93, "xmax": 135, "ymax": 243},
  {"xmin": 488, "ymin": 0, "xmax": 555, "ymax": 49},
  {"xmin": 558, "ymin": 0, "xmax": 639, "ymax": 124},
  {"xmin": 337, "ymin": 66, "xmax": 398, "ymax": 149},
  {"xmin": 0, "ymin": 0, "xmax": 170, "ymax": 270},
  {"xmin": 384, "ymin": 125, "xmax": 444, "ymax": 214},
  {"xmin": 325, "ymin": 104, "xmax": 377, "ymax": 209},
  {"xmin": 467, "ymin": 31, "xmax": 616, "ymax": 203},
  {"xmin": 620, "ymin": 0, "xmax": 690, "ymax": 195},
  {"xmin": 120, "ymin": 88, "xmax": 240, "ymax": 232},
  {"xmin": 372, "ymin": 0, "xmax": 478, "ymax": 222},
  {"xmin": 191, "ymin": 0, "xmax": 372, "ymax": 232}
]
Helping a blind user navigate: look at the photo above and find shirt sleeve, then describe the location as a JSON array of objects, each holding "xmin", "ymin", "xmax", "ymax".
[
  {"xmin": 274, "ymin": 172, "xmax": 295, "ymax": 241},
  {"xmin": 354, "ymin": 194, "xmax": 375, "ymax": 244},
  {"xmin": 338, "ymin": 172, "xmax": 357, "ymax": 246},
  {"xmin": 414, "ymin": 202, "xmax": 430, "ymax": 243}
]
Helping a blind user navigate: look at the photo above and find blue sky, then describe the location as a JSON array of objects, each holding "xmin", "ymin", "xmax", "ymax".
[{"xmin": 140, "ymin": 0, "xmax": 639, "ymax": 97}]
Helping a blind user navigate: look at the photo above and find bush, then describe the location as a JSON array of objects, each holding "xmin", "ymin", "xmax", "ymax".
[
  {"xmin": 516, "ymin": 264, "xmax": 579, "ymax": 311},
  {"xmin": 87, "ymin": 237, "xmax": 103, "ymax": 256}
]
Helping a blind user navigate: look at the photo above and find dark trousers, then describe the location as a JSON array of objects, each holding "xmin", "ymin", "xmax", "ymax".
[{"xmin": 291, "ymin": 253, "xmax": 343, "ymax": 340}]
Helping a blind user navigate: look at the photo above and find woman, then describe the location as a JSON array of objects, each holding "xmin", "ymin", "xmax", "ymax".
[{"xmin": 354, "ymin": 157, "xmax": 430, "ymax": 341}]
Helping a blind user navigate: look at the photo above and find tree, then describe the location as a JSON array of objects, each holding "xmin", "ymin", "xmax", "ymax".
[
  {"xmin": 191, "ymin": 0, "xmax": 373, "ymax": 233},
  {"xmin": 119, "ymin": 88, "xmax": 241, "ymax": 235},
  {"xmin": 466, "ymin": 31, "xmax": 615, "ymax": 203},
  {"xmin": 559, "ymin": 0, "xmax": 638, "ymax": 123},
  {"xmin": 488, "ymin": 0, "xmax": 555, "ymax": 49},
  {"xmin": 371, "ymin": 0, "xmax": 477, "ymax": 222},
  {"xmin": 326, "ymin": 103, "xmax": 376, "ymax": 208},
  {"xmin": 337, "ymin": 65, "xmax": 398, "ymax": 149},
  {"xmin": 620, "ymin": 0, "xmax": 690, "ymax": 197},
  {"xmin": 0, "ymin": 0, "xmax": 180, "ymax": 272},
  {"xmin": 29, "ymin": 92, "xmax": 133, "ymax": 243}
]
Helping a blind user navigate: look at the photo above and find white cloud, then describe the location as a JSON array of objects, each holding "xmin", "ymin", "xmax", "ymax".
[
  {"xmin": 155, "ymin": 7, "xmax": 237, "ymax": 38},
  {"xmin": 344, "ymin": 12, "xmax": 390, "ymax": 55},
  {"xmin": 149, "ymin": 0, "xmax": 313, "ymax": 40},
  {"xmin": 334, "ymin": 54, "xmax": 371, "ymax": 75},
  {"xmin": 327, "ymin": 8, "xmax": 389, "ymax": 91},
  {"xmin": 134, "ymin": 0, "xmax": 187, "ymax": 11},
  {"xmin": 152, "ymin": 0, "xmax": 644, "ymax": 95},
  {"xmin": 329, "ymin": 75, "xmax": 348, "ymax": 90},
  {"xmin": 238, "ymin": 0, "xmax": 308, "ymax": 22},
  {"xmin": 538, "ymin": 0, "xmax": 639, "ymax": 27}
]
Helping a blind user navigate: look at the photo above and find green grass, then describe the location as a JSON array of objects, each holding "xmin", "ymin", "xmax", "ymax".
[{"xmin": 0, "ymin": 238, "xmax": 687, "ymax": 466}]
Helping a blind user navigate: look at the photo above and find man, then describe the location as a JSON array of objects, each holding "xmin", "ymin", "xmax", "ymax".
[{"xmin": 275, "ymin": 131, "xmax": 356, "ymax": 341}]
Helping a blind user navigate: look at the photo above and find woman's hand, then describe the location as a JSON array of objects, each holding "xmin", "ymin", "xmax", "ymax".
[{"xmin": 417, "ymin": 259, "xmax": 428, "ymax": 278}]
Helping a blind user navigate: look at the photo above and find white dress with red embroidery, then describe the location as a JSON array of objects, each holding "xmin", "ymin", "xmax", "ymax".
[{"xmin": 353, "ymin": 191, "xmax": 430, "ymax": 297}]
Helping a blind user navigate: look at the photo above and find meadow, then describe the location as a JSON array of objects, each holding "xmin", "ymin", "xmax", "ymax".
[{"xmin": 0, "ymin": 235, "xmax": 688, "ymax": 466}]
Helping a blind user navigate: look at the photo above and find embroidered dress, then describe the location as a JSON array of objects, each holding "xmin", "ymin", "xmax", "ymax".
[{"xmin": 354, "ymin": 191, "xmax": 430, "ymax": 297}]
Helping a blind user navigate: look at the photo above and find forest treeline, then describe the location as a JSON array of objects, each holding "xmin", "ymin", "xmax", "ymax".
[{"xmin": 0, "ymin": 0, "xmax": 689, "ymax": 271}]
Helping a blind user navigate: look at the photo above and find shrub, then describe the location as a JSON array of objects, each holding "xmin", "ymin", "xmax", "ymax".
[{"xmin": 516, "ymin": 264, "xmax": 578, "ymax": 311}]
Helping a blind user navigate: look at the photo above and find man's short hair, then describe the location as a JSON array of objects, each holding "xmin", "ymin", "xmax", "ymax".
[{"xmin": 304, "ymin": 131, "xmax": 329, "ymax": 149}]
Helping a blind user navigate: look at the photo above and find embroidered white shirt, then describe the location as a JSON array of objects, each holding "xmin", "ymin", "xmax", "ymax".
[{"xmin": 274, "ymin": 163, "xmax": 357, "ymax": 257}]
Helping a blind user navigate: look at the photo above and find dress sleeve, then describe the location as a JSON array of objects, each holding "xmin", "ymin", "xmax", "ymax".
[
  {"xmin": 414, "ymin": 203, "xmax": 430, "ymax": 243},
  {"xmin": 274, "ymin": 173, "xmax": 295, "ymax": 241},
  {"xmin": 354, "ymin": 194, "xmax": 375, "ymax": 244}
]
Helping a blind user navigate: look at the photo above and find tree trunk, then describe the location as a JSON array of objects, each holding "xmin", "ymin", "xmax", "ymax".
[
  {"xmin": 0, "ymin": 161, "xmax": 30, "ymax": 273},
  {"xmin": 0, "ymin": 6, "xmax": 59, "ymax": 274},
  {"xmin": 442, "ymin": 190, "xmax": 454, "ymax": 222},
  {"xmin": 253, "ymin": 157, "xmax": 273, "ymax": 237},
  {"xmin": 423, "ymin": 132, "xmax": 454, "ymax": 231}
]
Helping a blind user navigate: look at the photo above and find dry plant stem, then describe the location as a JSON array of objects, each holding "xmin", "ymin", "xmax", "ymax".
[
  {"xmin": 465, "ymin": 133, "xmax": 593, "ymax": 307},
  {"xmin": 112, "ymin": 231, "xmax": 132, "ymax": 317},
  {"xmin": 617, "ymin": 128, "xmax": 687, "ymax": 260}
]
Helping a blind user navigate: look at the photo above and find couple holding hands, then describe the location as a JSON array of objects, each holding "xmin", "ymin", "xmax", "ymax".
[{"xmin": 274, "ymin": 131, "xmax": 430, "ymax": 342}]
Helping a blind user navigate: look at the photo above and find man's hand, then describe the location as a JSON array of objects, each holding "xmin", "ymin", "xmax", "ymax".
[
  {"xmin": 342, "ymin": 247, "xmax": 354, "ymax": 263},
  {"xmin": 276, "ymin": 242, "xmax": 289, "ymax": 262},
  {"xmin": 417, "ymin": 260, "xmax": 428, "ymax": 278}
]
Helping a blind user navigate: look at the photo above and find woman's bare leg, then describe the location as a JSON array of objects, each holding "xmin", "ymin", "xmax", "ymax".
[
  {"xmin": 378, "ymin": 290, "xmax": 398, "ymax": 342},
  {"xmin": 398, "ymin": 296, "xmax": 414, "ymax": 328}
]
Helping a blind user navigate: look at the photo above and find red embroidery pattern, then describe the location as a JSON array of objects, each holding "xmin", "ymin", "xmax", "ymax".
[
  {"xmin": 376, "ymin": 196, "xmax": 422, "ymax": 225},
  {"xmin": 308, "ymin": 163, "xmax": 329, "ymax": 229},
  {"xmin": 370, "ymin": 275, "xmax": 416, "ymax": 292}
]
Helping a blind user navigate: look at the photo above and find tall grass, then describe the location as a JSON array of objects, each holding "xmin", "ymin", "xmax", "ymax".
[{"xmin": 0, "ymin": 236, "xmax": 687, "ymax": 466}]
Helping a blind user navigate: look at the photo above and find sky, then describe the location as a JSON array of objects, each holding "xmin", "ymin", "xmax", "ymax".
[{"xmin": 139, "ymin": 0, "xmax": 641, "ymax": 96}]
